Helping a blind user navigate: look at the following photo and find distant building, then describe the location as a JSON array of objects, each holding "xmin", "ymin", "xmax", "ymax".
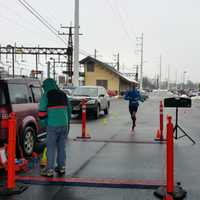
[{"xmin": 80, "ymin": 56, "xmax": 137, "ymax": 94}]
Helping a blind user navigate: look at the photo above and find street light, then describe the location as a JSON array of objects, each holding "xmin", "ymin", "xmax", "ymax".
[
  {"xmin": 6, "ymin": 45, "xmax": 15, "ymax": 78},
  {"xmin": 50, "ymin": 57, "xmax": 56, "ymax": 80}
]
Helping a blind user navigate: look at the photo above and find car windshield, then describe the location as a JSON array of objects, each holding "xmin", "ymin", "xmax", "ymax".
[{"xmin": 73, "ymin": 87, "xmax": 98, "ymax": 97}]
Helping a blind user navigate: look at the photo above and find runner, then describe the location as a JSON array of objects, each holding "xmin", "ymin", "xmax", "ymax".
[{"xmin": 124, "ymin": 83, "xmax": 143, "ymax": 132}]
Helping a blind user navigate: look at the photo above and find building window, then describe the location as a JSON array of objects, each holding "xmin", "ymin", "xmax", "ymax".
[
  {"xmin": 96, "ymin": 80, "xmax": 108, "ymax": 89},
  {"xmin": 87, "ymin": 62, "xmax": 94, "ymax": 72}
]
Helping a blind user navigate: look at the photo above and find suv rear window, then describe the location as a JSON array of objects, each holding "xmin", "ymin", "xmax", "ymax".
[
  {"xmin": 0, "ymin": 85, "xmax": 7, "ymax": 105},
  {"xmin": 8, "ymin": 84, "xmax": 29, "ymax": 104}
]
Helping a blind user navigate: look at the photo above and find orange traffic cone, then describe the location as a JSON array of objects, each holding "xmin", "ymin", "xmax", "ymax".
[{"xmin": 155, "ymin": 129, "xmax": 161, "ymax": 140}]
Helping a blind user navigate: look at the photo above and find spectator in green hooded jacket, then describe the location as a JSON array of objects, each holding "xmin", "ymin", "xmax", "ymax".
[{"xmin": 38, "ymin": 78, "xmax": 71, "ymax": 177}]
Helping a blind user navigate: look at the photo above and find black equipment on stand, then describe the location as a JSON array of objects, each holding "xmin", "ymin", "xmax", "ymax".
[{"xmin": 164, "ymin": 97, "xmax": 196, "ymax": 144}]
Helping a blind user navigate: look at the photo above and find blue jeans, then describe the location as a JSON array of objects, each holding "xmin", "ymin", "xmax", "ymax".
[{"xmin": 46, "ymin": 126, "xmax": 68, "ymax": 170}]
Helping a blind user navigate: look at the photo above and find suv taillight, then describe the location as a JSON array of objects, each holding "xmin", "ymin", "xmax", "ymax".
[{"xmin": 0, "ymin": 113, "xmax": 9, "ymax": 141}]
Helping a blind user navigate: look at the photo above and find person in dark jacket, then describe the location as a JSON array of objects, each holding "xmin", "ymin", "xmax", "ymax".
[
  {"xmin": 124, "ymin": 82, "xmax": 143, "ymax": 131},
  {"xmin": 38, "ymin": 78, "xmax": 72, "ymax": 177}
]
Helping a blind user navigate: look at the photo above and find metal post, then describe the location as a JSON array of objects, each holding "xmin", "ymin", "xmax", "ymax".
[
  {"xmin": 50, "ymin": 57, "xmax": 56, "ymax": 81},
  {"xmin": 53, "ymin": 59, "xmax": 56, "ymax": 81},
  {"xmin": 47, "ymin": 61, "xmax": 50, "ymax": 78},
  {"xmin": 135, "ymin": 65, "xmax": 139, "ymax": 81},
  {"xmin": 117, "ymin": 53, "xmax": 120, "ymax": 71},
  {"xmin": 140, "ymin": 33, "xmax": 144, "ymax": 91},
  {"xmin": 36, "ymin": 54, "xmax": 38, "ymax": 78},
  {"xmin": 12, "ymin": 47, "xmax": 15, "ymax": 78},
  {"xmin": 94, "ymin": 49, "xmax": 97, "ymax": 59},
  {"xmin": 159, "ymin": 54, "xmax": 162, "ymax": 92}
]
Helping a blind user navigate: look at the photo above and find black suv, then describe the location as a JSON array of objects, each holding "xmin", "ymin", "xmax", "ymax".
[{"xmin": 0, "ymin": 77, "xmax": 46, "ymax": 156}]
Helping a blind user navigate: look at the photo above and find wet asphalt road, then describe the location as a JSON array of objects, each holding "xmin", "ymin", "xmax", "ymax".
[{"xmin": 1, "ymin": 93, "xmax": 200, "ymax": 200}]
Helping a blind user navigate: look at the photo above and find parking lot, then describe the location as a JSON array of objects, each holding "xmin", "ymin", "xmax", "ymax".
[{"xmin": 1, "ymin": 93, "xmax": 200, "ymax": 199}]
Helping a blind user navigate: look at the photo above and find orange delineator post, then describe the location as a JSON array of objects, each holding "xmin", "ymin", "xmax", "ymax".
[
  {"xmin": 164, "ymin": 194, "xmax": 174, "ymax": 200},
  {"xmin": 7, "ymin": 112, "xmax": 16, "ymax": 189},
  {"xmin": 82, "ymin": 99, "xmax": 87, "ymax": 138},
  {"xmin": 77, "ymin": 99, "xmax": 90, "ymax": 139},
  {"xmin": 166, "ymin": 115, "xmax": 174, "ymax": 194},
  {"xmin": 160, "ymin": 101, "xmax": 164, "ymax": 140}
]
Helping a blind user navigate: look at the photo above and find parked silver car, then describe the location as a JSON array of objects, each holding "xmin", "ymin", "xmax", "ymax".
[{"xmin": 70, "ymin": 86, "xmax": 110, "ymax": 119}]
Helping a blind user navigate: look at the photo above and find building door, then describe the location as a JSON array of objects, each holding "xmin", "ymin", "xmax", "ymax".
[{"xmin": 96, "ymin": 80, "xmax": 108, "ymax": 89}]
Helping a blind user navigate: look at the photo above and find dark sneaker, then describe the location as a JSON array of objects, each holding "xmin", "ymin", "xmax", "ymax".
[
  {"xmin": 55, "ymin": 166, "xmax": 65, "ymax": 175},
  {"xmin": 40, "ymin": 168, "xmax": 54, "ymax": 177}
]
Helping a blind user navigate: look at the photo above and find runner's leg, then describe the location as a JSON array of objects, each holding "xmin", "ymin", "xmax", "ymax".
[{"xmin": 131, "ymin": 111, "xmax": 136, "ymax": 130}]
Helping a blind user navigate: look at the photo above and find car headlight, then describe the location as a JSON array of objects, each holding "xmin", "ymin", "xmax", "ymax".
[{"xmin": 86, "ymin": 99, "xmax": 96, "ymax": 104}]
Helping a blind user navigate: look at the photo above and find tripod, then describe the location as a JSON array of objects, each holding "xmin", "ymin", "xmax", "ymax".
[{"xmin": 173, "ymin": 107, "xmax": 196, "ymax": 144}]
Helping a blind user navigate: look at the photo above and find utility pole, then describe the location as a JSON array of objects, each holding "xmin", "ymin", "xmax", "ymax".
[
  {"xmin": 159, "ymin": 54, "xmax": 162, "ymax": 91},
  {"xmin": 67, "ymin": 26, "xmax": 73, "ymax": 84},
  {"xmin": 50, "ymin": 57, "xmax": 56, "ymax": 80},
  {"xmin": 136, "ymin": 33, "xmax": 144, "ymax": 90},
  {"xmin": 113, "ymin": 53, "xmax": 120, "ymax": 71},
  {"xmin": 12, "ymin": 47, "xmax": 14, "ymax": 78},
  {"xmin": 135, "ymin": 65, "xmax": 139, "ymax": 81},
  {"xmin": 59, "ymin": 24, "xmax": 74, "ymax": 84},
  {"xmin": 183, "ymin": 71, "xmax": 187, "ymax": 90},
  {"xmin": 0, "ymin": 45, "xmax": 1, "ymax": 62},
  {"xmin": 6, "ymin": 45, "xmax": 15, "ymax": 78},
  {"xmin": 175, "ymin": 70, "xmax": 178, "ymax": 90},
  {"xmin": 94, "ymin": 49, "xmax": 97, "ymax": 59},
  {"xmin": 47, "ymin": 61, "xmax": 50, "ymax": 78},
  {"xmin": 167, "ymin": 64, "xmax": 170, "ymax": 90},
  {"xmin": 74, "ymin": 0, "xmax": 80, "ymax": 87},
  {"xmin": 36, "ymin": 54, "xmax": 38, "ymax": 78},
  {"xmin": 117, "ymin": 53, "xmax": 120, "ymax": 71}
]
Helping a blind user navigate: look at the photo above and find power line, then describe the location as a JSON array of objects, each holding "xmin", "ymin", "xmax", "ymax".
[
  {"xmin": 17, "ymin": 0, "xmax": 91, "ymax": 57},
  {"xmin": 116, "ymin": 0, "xmax": 138, "ymax": 39},
  {"xmin": 20, "ymin": 0, "xmax": 58, "ymax": 34},
  {"xmin": 107, "ymin": 0, "xmax": 137, "ymax": 44},
  {"xmin": 17, "ymin": 0, "xmax": 67, "ymax": 45}
]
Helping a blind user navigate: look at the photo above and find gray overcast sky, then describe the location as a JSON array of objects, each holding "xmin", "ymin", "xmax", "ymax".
[{"xmin": 0, "ymin": 0, "xmax": 200, "ymax": 82}]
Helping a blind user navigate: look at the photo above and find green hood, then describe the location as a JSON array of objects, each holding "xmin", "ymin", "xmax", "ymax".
[{"xmin": 42, "ymin": 78, "xmax": 58, "ymax": 93}]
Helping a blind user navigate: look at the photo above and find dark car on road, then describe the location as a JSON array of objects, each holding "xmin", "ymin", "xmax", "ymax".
[
  {"xmin": 70, "ymin": 86, "xmax": 110, "ymax": 119},
  {"xmin": 0, "ymin": 77, "xmax": 46, "ymax": 157}
]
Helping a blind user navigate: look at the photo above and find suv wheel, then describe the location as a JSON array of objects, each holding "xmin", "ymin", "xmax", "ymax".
[
  {"xmin": 104, "ymin": 103, "xmax": 109, "ymax": 115},
  {"xmin": 94, "ymin": 105, "xmax": 100, "ymax": 119},
  {"xmin": 22, "ymin": 126, "xmax": 36, "ymax": 156}
]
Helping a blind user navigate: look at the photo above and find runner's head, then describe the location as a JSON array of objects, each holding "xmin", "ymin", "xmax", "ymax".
[{"xmin": 131, "ymin": 82, "xmax": 137, "ymax": 90}]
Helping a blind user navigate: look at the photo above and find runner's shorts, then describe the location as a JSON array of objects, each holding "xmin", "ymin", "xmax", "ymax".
[{"xmin": 129, "ymin": 105, "xmax": 138, "ymax": 115}]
